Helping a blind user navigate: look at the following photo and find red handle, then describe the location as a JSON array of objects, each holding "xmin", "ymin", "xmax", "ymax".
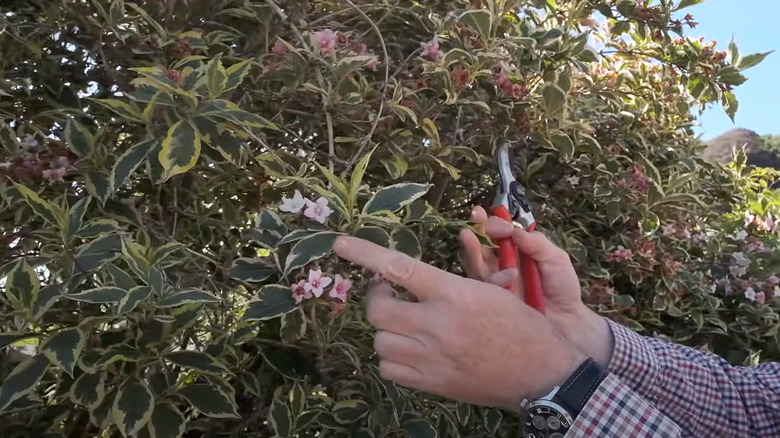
[
  {"xmin": 488, "ymin": 206, "xmax": 546, "ymax": 314},
  {"xmin": 520, "ymin": 223, "xmax": 546, "ymax": 315}
]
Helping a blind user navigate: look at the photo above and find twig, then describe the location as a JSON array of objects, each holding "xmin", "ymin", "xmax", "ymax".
[{"xmin": 342, "ymin": 0, "xmax": 391, "ymax": 174}]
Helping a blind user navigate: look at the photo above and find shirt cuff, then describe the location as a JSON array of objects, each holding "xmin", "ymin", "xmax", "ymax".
[
  {"xmin": 604, "ymin": 318, "xmax": 660, "ymax": 396},
  {"xmin": 566, "ymin": 374, "xmax": 681, "ymax": 438}
]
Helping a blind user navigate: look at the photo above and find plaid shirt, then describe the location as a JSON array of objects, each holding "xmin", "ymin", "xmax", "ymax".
[{"xmin": 567, "ymin": 318, "xmax": 780, "ymax": 437}]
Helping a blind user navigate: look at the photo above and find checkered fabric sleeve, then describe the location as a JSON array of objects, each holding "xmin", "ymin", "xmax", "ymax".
[
  {"xmin": 598, "ymin": 318, "xmax": 780, "ymax": 437},
  {"xmin": 567, "ymin": 373, "xmax": 682, "ymax": 437}
]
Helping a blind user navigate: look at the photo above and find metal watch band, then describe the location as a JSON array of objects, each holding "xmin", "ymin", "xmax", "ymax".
[{"xmin": 553, "ymin": 358, "xmax": 609, "ymax": 418}]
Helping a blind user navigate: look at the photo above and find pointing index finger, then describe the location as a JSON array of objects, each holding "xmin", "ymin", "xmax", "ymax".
[{"xmin": 333, "ymin": 236, "xmax": 451, "ymax": 300}]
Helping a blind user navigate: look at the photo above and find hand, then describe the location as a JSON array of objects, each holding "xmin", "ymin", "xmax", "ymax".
[
  {"xmin": 459, "ymin": 206, "xmax": 613, "ymax": 367},
  {"xmin": 333, "ymin": 236, "xmax": 587, "ymax": 409}
]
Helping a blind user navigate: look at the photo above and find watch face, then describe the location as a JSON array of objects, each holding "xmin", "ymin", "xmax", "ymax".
[{"xmin": 522, "ymin": 404, "xmax": 571, "ymax": 438}]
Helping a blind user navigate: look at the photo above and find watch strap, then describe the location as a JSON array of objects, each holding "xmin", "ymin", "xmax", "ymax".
[{"xmin": 554, "ymin": 358, "xmax": 608, "ymax": 418}]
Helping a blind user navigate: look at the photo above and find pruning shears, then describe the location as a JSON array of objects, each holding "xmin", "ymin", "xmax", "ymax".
[{"xmin": 490, "ymin": 141, "xmax": 546, "ymax": 314}]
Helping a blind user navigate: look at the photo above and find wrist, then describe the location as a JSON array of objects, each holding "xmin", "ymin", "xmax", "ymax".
[{"xmin": 564, "ymin": 306, "xmax": 614, "ymax": 368}]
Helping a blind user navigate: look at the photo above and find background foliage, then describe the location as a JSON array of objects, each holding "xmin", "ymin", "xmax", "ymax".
[{"xmin": 0, "ymin": 0, "xmax": 777, "ymax": 437}]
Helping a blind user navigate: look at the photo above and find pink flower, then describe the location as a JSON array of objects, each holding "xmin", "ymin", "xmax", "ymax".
[
  {"xmin": 292, "ymin": 279, "xmax": 312, "ymax": 304},
  {"xmin": 744, "ymin": 211, "xmax": 757, "ymax": 227},
  {"xmin": 580, "ymin": 17, "xmax": 597, "ymax": 27},
  {"xmin": 420, "ymin": 35, "xmax": 440, "ymax": 59},
  {"xmin": 329, "ymin": 274, "xmax": 352, "ymax": 303},
  {"xmin": 605, "ymin": 246, "xmax": 633, "ymax": 263},
  {"xmin": 42, "ymin": 167, "xmax": 66, "ymax": 184},
  {"xmin": 756, "ymin": 291, "xmax": 766, "ymax": 304},
  {"xmin": 304, "ymin": 269, "xmax": 332, "ymax": 298},
  {"xmin": 661, "ymin": 224, "xmax": 676, "ymax": 236},
  {"xmin": 272, "ymin": 39, "xmax": 288, "ymax": 55},
  {"xmin": 304, "ymin": 197, "xmax": 333, "ymax": 224},
  {"xmin": 313, "ymin": 29, "xmax": 338, "ymax": 55},
  {"xmin": 279, "ymin": 190, "xmax": 306, "ymax": 214},
  {"xmin": 767, "ymin": 275, "xmax": 780, "ymax": 286}
]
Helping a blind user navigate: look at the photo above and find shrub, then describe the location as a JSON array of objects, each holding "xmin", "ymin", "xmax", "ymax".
[{"xmin": 0, "ymin": 0, "xmax": 775, "ymax": 437}]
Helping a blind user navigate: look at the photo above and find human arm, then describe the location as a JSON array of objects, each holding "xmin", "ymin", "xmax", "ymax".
[
  {"xmin": 461, "ymin": 207, "xmax": 780, "ymax": 437},
  {"xmin": 332, "ymin": 236, "xmax": 682, "ymax": 438}
]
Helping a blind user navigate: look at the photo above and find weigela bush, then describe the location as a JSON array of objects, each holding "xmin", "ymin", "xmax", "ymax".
[{"xmin": 0, "ymin": 0, "xmax": 777, "ymax": 437}]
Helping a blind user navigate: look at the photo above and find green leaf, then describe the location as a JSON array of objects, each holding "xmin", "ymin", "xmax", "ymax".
[
  {"xmin": 89, "ymin": 387, "xmax": 115, "ymax": 428},
  {"xmin": 269, "ymin": 400, "xmax": 292, "ymax": 438},
  {"xmin": 112, "ymin": 139, "xmax": 156, "ymax": 193},
  {"xmin": 94, "ymin": 345, "xmax": 142, "ymax": 368},
  {"xmin": 6, "ymin": 259, "xmax": 40, "ymax": 311},
  {"xmin": 67, "ymin": 197, "xmax": 91, "ymax": 237},
  {"xmin": 69, "ymin": 372, "xmax": 106, "ymax": 407},
  {"xmin": 316, "ymin": 163, "xmax": 350, "ymax": 202},
  {"xmin": 350, "ymin": 147, "xmax": 375, "ymax": 206},
  {"xmin": 363, "ymin": 183, "xmax": 432, "ymax": 215},
  {"xmin": 332, "ymin": 400, "xmax": 369, "ymax": 424},
  {"xmin": 151, "ymin": 242, "xmax": 185, "ymax": 264},
  {"xmin": 107, "ymin": 263, "xmax": 138, "ymax": 290},
  {"xmin": 118, "ymin": 286, "xmax": 153, "ymax": 314},
  {"xmin": 674, "ymin": 0, "xmax": 705, "ymax": 10},
  {"xmin": 227, "ymin": 257, "xmax": 277, "ymax": 282},
  {"xmin": 200, "ymin": 100, "xmax": 278, "ymax": 130},
  {"xmin": 0, "ymin": 122, "xmax": 19, "ymax": 154},
  {"xmin": 283, "ymin": 231, "xmax": 341, "ymax": 275},
  {"xmin": 6, "ymin": 393, "xmax": 42, "ymax": 413},
  {"xmin": 421, "ymin": 118, "xmax": 441, "ymax": 148},
  {"xmin": 551, "ymin": 133, "xmax": 575, "ymax": 159},
  {"xmin": 256, "ymin": 209, "xmax": 288, "ymax": 236},
  {"xmin": 65, "ymin": 118, "xmax": 94, "ymax": 157},
  {"xmin": 148, "ymin": 402, "xmax": 186, "ymax": 438},
  {"xmin": 459, "ymin": 9, "xmax": 493, "ymax": 41},
  {"xmin": 224, "ymin": 60, "xmax": 253, "ymax": 93},
  {"xmin": 203, "ymin": 54, "xmax": 227, "ymax": 98},
  {"xmin": 0, "ymin": 332, "xmax": 37, "ymax": 350},
  {"xmin": 722, "ymin": 90, "xmax": 739, "ymax": 122},
  {"xmin": 158, "ymin": 119, "xmax": 202, "ymax": 180},
  {"xmin": 289, "ymin": 382, "xmax": 306, "ymax": 417},
  {"xmin": 392, "ymin": 228, "xmax": 422, "ymax": 259},
  {"xmin": 73, "ymin": 234, "xmax": 122, "ymax": 273},
  {"xmin": 12, "ymin": 182, "xmax": 61, "ymax": 225},
  {"xmin": 85, "ymin": 171, "xmax": 112, "ymax": 204},
  {"xmin": 738, "ymin": 51, "xmax": 773, "ymax": 71},
  {"xmin": 277, "ymin": 229, "xmax": 318, "ymax": 246},
  {"xmin": 728, "ymin": 37, "xmax": 740, "ymax": 66},
  {"xmin": 0, "ymin": 354, "xmax": 50, "ymax": 413},
  {"xmin": 34, "ymin": 284, "xmax": 62, "ymax": 320},
  {"xmin": 542, "ymin": 83, "xmax": 566, "ymax": 114},
  {"xmin": 335, "ymin": 55, "xmax": 377, "ymax": 82},
  {"xmin": 77, "ymin": 219, "xmax": 122, "ymax": 239},
  {"xmin": 159, "ymin": 289, "xmax": 220, "ymax": 308},
  {"xmin": 164, "ymin": 350, "xmax": 231, "ymax": 376},
  {"xmin": 113, "ymin": 377, "xmax": 155, "ymax": 437},
  {"xmin": 243, "ymin": 284, "xmax": 298, "ymax": 321},
  {"xmin": 483, "ymin": 408, "xmax": 503, "ymax": 435},
  {"xmin": 402, "ymin": 419, "xmax": 437, "ymax": 438},
  {"xmin": 354, "ymin": 226, "xmax": 391, "ymax": 248},
  {"xmin": 67, "ymin": 286, "xmax": 126, "ymax": 304},
  {"xmin": 94, "ymin": 99, "xmax": 145, "ymax": 123},
  {"xmin": 178, "ymin": 384, "xmax": 239, "ymax": 418},
  {"xmin": 41, "ymin": 328, "xmax": 86, "ymax": 376}
]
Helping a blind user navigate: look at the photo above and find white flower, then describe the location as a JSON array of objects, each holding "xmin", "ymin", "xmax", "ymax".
[
  {"xmin": 661, "ymin": 224, "xmax": 676, "ymax": 236},
  {"xmin": 566, "ymin": 176, "xmax": 580, "ymax": 187},
  {"xmin": 773, "ymin": 286, "xmax": 780, "ymax": 298},
  {"xmin": 744, "ymin": 287, "xmax": 757, "ymax": 301},
  {"xmin": 304, "ymin": 197, "xmax": 333, "ymax": 224},
  {"xmin": 20, "ymin": 134, "xmax": 39, "ymax": 149},
  {"xmin": 279, "ymin": 190, "xmax": 306, "ymax": 214},
  {"xmin": 304, "ymin": 269, "xmax": 332, "ymax": 298},
  {"xmin": 729, "ymin": 264, "xmax": 747, "ymax": 278},
  {"xmin": 731, "ymin": 252, "xmax": 751, "ymax": 268},
  {"xmin": 734, "ymin": 230, "xmax": 748, "ymax": 241},
  {"xmin": 709, "ymin": 283, "xmax": 717, "ymax": 294}
]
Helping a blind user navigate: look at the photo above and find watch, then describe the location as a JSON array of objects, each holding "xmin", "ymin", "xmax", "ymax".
[{"xmin": 520, "ymin": 358, "xmax": 608, "ymax": 438}]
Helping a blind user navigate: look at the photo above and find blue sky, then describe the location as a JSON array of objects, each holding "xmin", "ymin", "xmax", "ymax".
[{"xmin": 684, "ymin": 0, "xmax": 779, "ymax": 140}]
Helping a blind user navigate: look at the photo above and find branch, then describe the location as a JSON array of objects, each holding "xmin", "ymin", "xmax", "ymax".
[{"xmin": 342, "ymin": 0, "xmax": 391, "ymax": 175}]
